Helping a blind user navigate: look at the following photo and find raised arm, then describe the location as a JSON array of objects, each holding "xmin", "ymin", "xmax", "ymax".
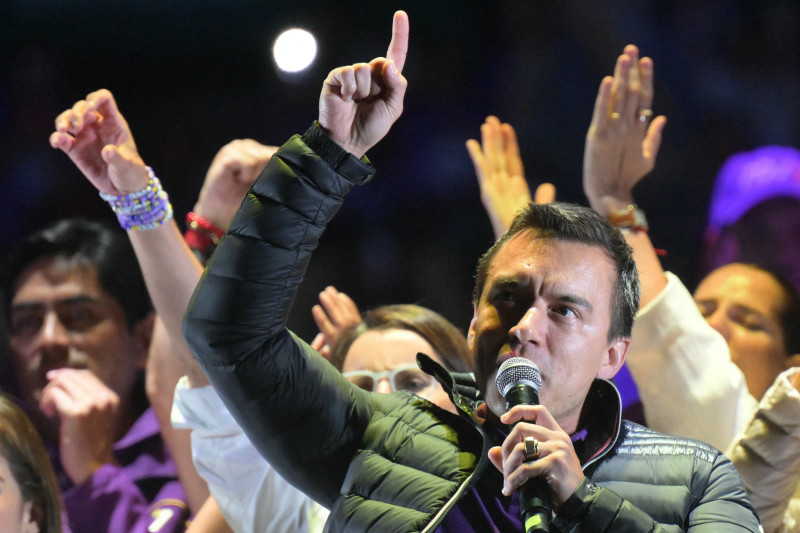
[
  {"xmin": 466, "ymin": 116, "xmax": 555, "ymax": 239},
  {"xmin": 183, "ymin": 11, "xmax": 409, "ymax": 507},
  {"xmin": 310, "ymin": 286, "xmax": 362, "ymax": 359},
  {"xmin": 51, "ymin": 89, "xmax": 205, "ymax": 377},
  {"xmin": 193, "ymin": 139, "xmax": 277, "ymax": 231},
  {"xmin": 583, "ymin": 46, "xmax": 756, "ymax": 450},
  {"xmin": 318, "ymin": 11, "xmax": 408, "ymax": 157},
  {"xmin": 51, "ymin": 89, "xmax": 204, "ymax": 527},
  {"xmin": 583, "ymin": 44, "xmax": 667, "ymax": 308},
  {"xmin": 51, "ymin": 89, "xmax": 327, "ymax": 531}
]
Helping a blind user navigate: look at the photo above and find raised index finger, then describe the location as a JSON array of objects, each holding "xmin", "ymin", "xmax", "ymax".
[{"xmin": 386, "ymin": 10, "xmax": 409, "ymax": 73}]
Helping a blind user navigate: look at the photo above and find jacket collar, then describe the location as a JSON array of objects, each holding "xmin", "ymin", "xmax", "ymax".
[
  {"xmin": 416, "ymin": 354, "xmax": 625, "ymax": 531},
  {"xmin": 418, "ymin": 352, "xmax": 623, "ymax": 469},
  {"xmin": 575, "ymin": 379, "xmax": 623, "ymax": 470}
]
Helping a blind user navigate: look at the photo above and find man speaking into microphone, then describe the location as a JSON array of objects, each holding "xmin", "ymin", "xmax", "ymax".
[
  {"xmin": 184, "ymin": 12, "xmax": 760, "ymax": 531},
  {"xmin": 456, "ymin": 202, "xmax": 760, "ymax": 532}
]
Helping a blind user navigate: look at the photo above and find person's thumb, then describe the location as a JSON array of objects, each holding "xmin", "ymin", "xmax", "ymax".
[{"xmin": 102, "ymin": 145, "xmax": 149, "ymax": 193}]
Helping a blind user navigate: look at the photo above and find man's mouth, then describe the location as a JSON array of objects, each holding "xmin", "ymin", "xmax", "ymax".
[{"xmin": 495, "ymin": 351, "xmax": 517, "ymax": 368}]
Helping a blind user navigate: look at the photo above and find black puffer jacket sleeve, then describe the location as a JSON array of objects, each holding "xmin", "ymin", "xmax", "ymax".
[{"xmin": 183, "ymin": 123, "xmax": 375, "ymax": 508}]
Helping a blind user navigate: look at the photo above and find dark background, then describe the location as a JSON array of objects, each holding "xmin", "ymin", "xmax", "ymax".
[{"xmin": 2, "ymin": 1, "xmax": 799, "ymax": 340}]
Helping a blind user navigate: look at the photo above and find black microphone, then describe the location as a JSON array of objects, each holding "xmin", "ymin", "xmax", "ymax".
[{"xmin": 496, "ymin": 357, "xmax": 551, "ymax": 533}]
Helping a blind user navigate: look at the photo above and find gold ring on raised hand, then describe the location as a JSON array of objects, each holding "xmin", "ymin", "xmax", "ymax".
[{"xmin": 638, "ymin": 108, "xmax": 653, "ymax": 122}]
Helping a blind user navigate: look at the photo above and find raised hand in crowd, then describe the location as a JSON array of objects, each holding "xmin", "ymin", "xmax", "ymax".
[
  {"xmin": 307, "ymin": 9, "xmax": 407, "ymax": 357},
  {"xmin": 310, "ymin": 286, "xmax": 362, "ymax": 359},
  {"xmin": 318, "ymin": 10, "xmax": 408, "ymax": 157},
  {"xmin": 583, "ymin": 44, "xmax": 666, "ymax": 215},
  {"xmin": 466, "ymin": 116, "xmax": 555, "ymax": 239},
  {"xmin": 583, "ymin": 44, "xmax": 668, "ymax": 307},
  {"xmin": 193, "ymin": 139, "xmax": 277, "ymax": 232},
  {"xmin": 51, "ymin": 89, "xmax": 217, "ymax": 525},
  {"xmin": 50, "ymin": 89, "xmax": 149, "ymax": 194}
]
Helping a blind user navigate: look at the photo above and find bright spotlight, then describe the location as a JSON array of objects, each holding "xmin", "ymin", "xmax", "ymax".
[{"xmin": 273, "ymin": 29, "xmax": 317, "ymax": 73}]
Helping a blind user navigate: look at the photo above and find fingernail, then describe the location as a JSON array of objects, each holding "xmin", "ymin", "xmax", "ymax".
[
  {"xmin": 70, "ymin": 116, "xmax": 79, "ymax": 128},
  {"xmin": 390, "ymin": 62, "xmax": 399, "ymax": 75}
]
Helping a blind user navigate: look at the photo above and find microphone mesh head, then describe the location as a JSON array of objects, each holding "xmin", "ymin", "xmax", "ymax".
[{"xmin": 495, "ymin": 357, "xmax": 542, "ymax": 398}]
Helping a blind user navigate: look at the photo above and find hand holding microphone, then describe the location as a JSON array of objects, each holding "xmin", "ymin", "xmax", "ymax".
[{"xmin": 490, "ymin": 357, "xmax": 587, "ymax": 533}]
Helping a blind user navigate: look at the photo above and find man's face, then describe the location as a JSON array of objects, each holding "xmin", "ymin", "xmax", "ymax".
[
  {"xmin": 694, "ymin": 263, "xmax": 794, "ymax": 400},
  {"xmin": 469, "ymin": 232, "xmax": 628, "ymax": 433},
  {"xmin": 8, "ymin": 257, "xmax": 148, "ymax": 426}
]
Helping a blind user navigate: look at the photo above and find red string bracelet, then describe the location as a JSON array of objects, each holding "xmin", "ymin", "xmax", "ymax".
[{"xmin": 184, "ymin": 212, "xmax": 225, "ymax": 254}]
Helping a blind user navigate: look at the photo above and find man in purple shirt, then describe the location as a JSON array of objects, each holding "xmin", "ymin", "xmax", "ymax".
[{"xmin": 2, "ymin": 218, "xmax": 188, "ymax": 532}]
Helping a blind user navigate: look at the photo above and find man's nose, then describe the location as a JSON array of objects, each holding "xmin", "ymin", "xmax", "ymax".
[
  {"xmin": 509, "ymin": 306, "xmax": 545, "ymax": 347},
  {"xmin": 38, "ymin": 312, "xmax": 70, "ymax": 366},
  {"xmin": 375, "ymin": 378, "xmax": 393, "ymax": 394},
  {"xmin": 41, "ymin": 312, "xmax": 70, "ymax": 344},
  {"xmin": 704, "ymin": 308, "xmax": 731, "ymax": 342}
]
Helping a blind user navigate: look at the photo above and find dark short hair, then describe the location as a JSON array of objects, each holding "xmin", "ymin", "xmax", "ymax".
[
  {"xmin": 0, "ymin": 395, "xmax": 62, "ymax": 533},
  {"xmin": 328, "ymin": 304, "xmax": 472, "ymax": 373},
  {"xmin": 1, "ymin": 218, "xmax": 152, "ymax": 329},
  {"xmin": 473, "ymin": 202, "xmax": 640, "ymax": 340}
]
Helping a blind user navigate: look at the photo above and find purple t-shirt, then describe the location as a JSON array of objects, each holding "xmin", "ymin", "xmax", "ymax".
[
  {"xmin": 437, "ymin": 466, "xmax": 523, "ymax": 532},
  {"xmin": 58, "ymin": 407, "xmax": 189, "ymax": 533}
]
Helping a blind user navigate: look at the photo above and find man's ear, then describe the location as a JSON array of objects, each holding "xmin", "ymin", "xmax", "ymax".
[
  {"xmin": 133, "ymin": 312, "xmax": 156, "ymax": 370},
  {"xmin": 597, "ymin": 337, "xmax": 629, "ymax": 380},
  {"xmin": 468, "ymin": 304, "xmax": 478, "ymax": 352}
]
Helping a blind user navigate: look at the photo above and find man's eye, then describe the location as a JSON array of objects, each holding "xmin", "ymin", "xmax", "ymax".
[
  {"xmin": 11, "ymin": 313, "xmax": 43, "ymax": 337},
  {"xmin": 61, "ymin": 307, "xmax": 99, "ymax": 332},
  {"xmin": 498, "ymin": 291, "xmax": 518, "ymax": 303},
  {"xmin": 551, "ymin": 306, "xmax": 576, "ymax": 318}
]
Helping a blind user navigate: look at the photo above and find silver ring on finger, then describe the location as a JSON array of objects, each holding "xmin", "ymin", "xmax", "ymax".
[{"xmin": 524, "ymin": 436, "xmax": 540, "ymax": 462}]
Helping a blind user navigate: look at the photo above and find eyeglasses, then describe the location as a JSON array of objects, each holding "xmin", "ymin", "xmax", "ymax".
[{"xmin": 343, "ymin": 364, "xmax": 437, "ymax": 398}]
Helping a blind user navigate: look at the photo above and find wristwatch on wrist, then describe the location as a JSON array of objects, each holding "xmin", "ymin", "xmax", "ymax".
[{"xmin": 607, "ymin": 205, "xmax": 648, "ymax": 233}]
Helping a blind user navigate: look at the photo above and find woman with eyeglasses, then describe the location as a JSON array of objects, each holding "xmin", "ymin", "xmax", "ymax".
[{"xmin": 327, "ymin": 304, "xmax": 473, "ymax": 414}]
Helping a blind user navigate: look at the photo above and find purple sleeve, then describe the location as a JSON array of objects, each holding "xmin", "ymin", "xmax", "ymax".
[{"xmin": 63, "ymin": 464, "xmax": 189, "ymax": 532}]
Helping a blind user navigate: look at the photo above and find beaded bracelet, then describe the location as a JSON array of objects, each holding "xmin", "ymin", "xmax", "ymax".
[{"xmin": 99, "ymin": 167, "xmax": 174, "ymax": 231}]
